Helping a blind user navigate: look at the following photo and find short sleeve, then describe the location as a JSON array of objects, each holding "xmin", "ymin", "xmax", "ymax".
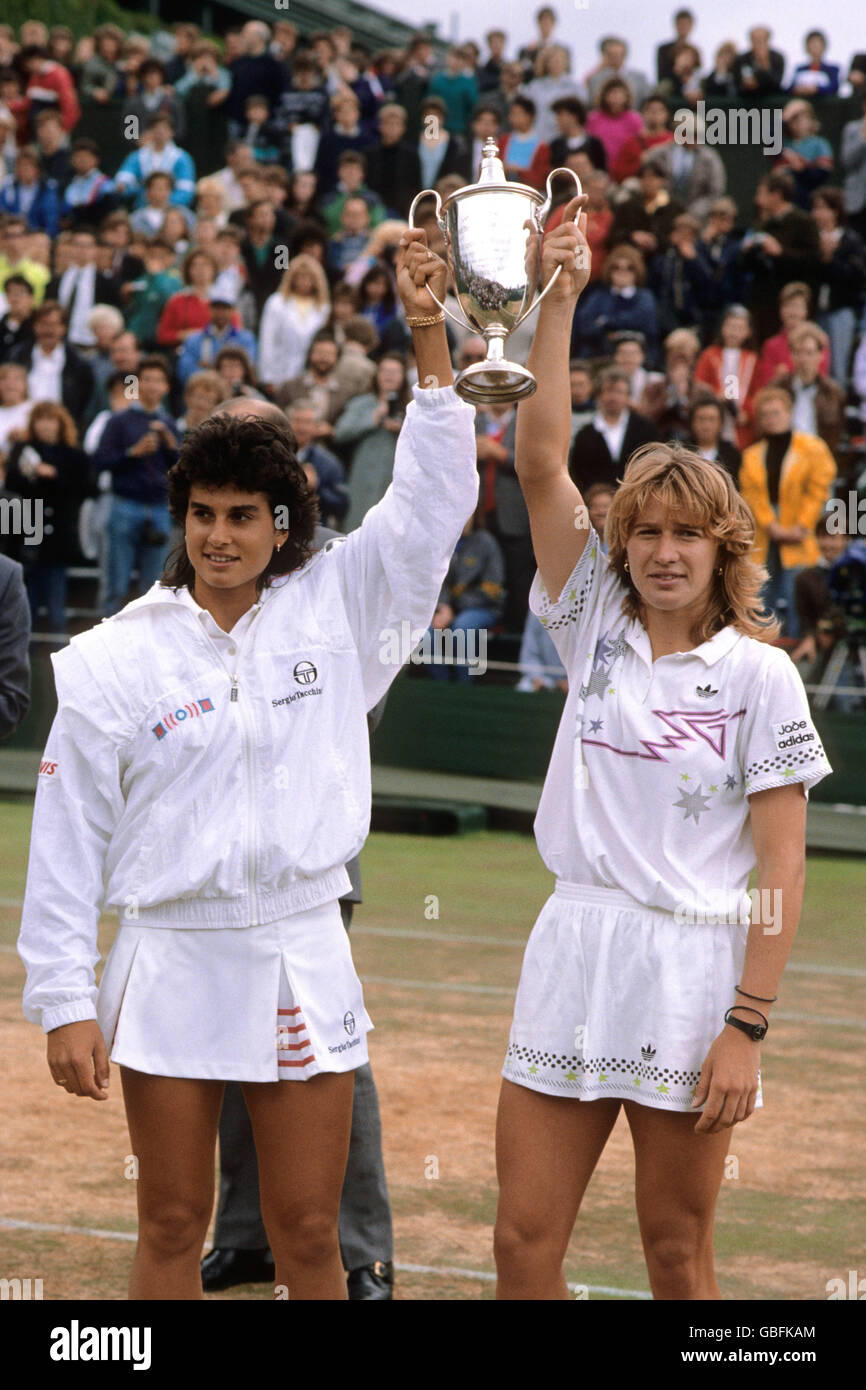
[
  {"xmin": 528, "ymin": 527, "xmax": 625, "ymax": 670},
  {"xmin": 737, "ymin": 648, "xmax": 832, "ymax": 799}
]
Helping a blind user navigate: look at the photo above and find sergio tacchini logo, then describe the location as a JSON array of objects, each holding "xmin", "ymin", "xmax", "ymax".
[{"xmin": 293, "ymin": 659, "xmax": 318, "ymax": 685}]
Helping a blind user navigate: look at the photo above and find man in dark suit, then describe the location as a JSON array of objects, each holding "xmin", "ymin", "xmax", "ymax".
[
  {"xmin": 364, "ymin": 103, "xmax": 422, "ymax": 220},
  {"xmin": 475, "ymin": 402, "xmax": 536, "ymax": 632},
  {"xmin": 739, "ymin": 170, "xmax": 821, "ymax": 344},
  {"xmin": 0, "ymin": 275, "xmax": 36, "ymax": 358},
  {"xmin": 9, "ymin": 301, "xmax": 95, "ymax": 428},
  {"xmin": 688, "ymin": 394, "xmax": 740, "ymax": 482},
  {"xmin": 656, "ymin": 10, "xmax": 697, "ymax": 84},
  {"xmin": 46, "ymin": 226, "xmax": 121, "ymax": 352},
  {"xmin": 732, "ymin": 27, "xmax": 786, "ymax": 100},
  {"xmin": 0, "ymin": 554, "xmax": 31, "ymax": 739},
  {"xmin": 569, "ymin": 367, "xmax": 656, "ymax": 492}
]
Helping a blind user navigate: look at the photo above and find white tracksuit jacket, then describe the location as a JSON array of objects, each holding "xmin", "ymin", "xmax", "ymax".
[{"xmin": 18, "ymin": 384, "xmax": 479, "ymax": 1033}]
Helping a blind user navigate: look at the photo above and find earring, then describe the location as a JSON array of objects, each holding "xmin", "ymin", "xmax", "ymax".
[
  {"xmin": 623, "ymin": 561, "xmax": 629, "ymax": 572},
  {"xmin": 717, "ymin": 566, "xmax": 723, "ymax": 575}
]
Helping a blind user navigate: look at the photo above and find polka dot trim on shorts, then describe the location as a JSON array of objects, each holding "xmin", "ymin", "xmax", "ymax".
[{"xmin": 504, "ymin": 1042, "xmax": 702, "ymax": 1103}]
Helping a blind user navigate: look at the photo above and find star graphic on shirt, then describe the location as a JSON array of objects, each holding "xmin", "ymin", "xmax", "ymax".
[
  {"xmin": 674, "ymin": 784, "xmax": 712, "ymax": 824},
  {"xmin": 607, "ymin": 687, "xmax": 616, "ymax": 696},
  {"xmin": 724, "ymin": 773, "xmax": 738, "ymax": 790},
  {"xmin": 580, "ymin": 668, "xmax": 610, "ymax": 701},
  {"xmin": 680, "ymin": 771, "xmax": 691, "ymax": 782},
  {"xmin": 656, "ymin": 1082, "xmax": 671, "ymax": 1094},
  {"xmin": 589, "ymin": 718, "xmax": 604, "ymax": 733},
  {"xmin": 593, "ymin": 633, "xmax": 613, "ymax": 668},
  {"xmin": 607, "ymin": 633, "xmax": 630, "ymax": 661},
  {"xmin": 783, "ymin": 766, "xmax": 795, "ymax": 777},
  {"xmin": 709, "ymin": 783, "xmax": 718, "ymax": 793},
  {"xmin": 633, "ymin": 1077, "xmax": 641, "ymax": 1087},
  {"xmin": 528, "ymin": 1064, "xmax": 538, "ymax": 1075},
  {"xmin": 565, "ymin": 1070, "xmax": 578, "ymax": 1082},
  {"xmin": 598, "ymin": 1072, "xmax": 608, "ymax": 1082}
]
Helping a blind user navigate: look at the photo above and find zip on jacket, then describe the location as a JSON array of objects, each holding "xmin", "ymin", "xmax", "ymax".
[{"xmin": 18, "ymin": 384, "xmax": 479, "ymax": 1032}]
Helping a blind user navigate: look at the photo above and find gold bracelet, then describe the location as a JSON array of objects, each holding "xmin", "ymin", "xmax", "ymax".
[{"xmin": 406, "ymin": 311, "xmax": 445, "ymax": 328}]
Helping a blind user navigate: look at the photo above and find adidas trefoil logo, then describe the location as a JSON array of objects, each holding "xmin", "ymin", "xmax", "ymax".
[
  {"xmin": 641, "ymin": 1043, "xmax": 656, "ymax": 1062},
  {"xmin": 696, "ymin": 684, "xmax": 718, "ymax": 698}
]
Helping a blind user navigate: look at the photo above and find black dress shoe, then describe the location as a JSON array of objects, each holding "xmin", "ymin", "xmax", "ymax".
[
  {"xmin": 201, "ymin": 1247, "xmax": 275, "ymax": 1292},
  {"xmin": 347, "ymin": 1260, "xmax": 394, "ymax": 1300}
]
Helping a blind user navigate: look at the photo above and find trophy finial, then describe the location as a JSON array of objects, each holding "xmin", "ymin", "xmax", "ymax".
[{"xmin": 478, "ymin": 137, "xmax": 506, "ymax": 184}]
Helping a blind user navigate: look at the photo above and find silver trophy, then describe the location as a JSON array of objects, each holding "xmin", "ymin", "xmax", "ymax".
[{"xmin": 409, "ymin": 138, "xmax": 582, "ymax": 403}]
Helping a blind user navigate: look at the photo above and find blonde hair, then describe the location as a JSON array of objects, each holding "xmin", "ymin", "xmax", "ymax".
[
  {"xmin": 87, "ymin": 304, "xmax": 124, "ymax": 337},
  {"xmin": 362, "ymin": 219, "xmax": 409, "ymax": 260},
  {"xmin": 196, "ymin": 176, "xmax": 229, "ymax": 211},
  {"xmin": 277, "ymin": 254, "xmax": 330, "ymax": 307},
  {"xmin": 664, "ymin": 327, "xmax": 701, "ymax": 362},
  {"xmin": 788, "ymin": 321, "xmax": 828, "ymax": 354},
  {"xmin": 604, "ymin": 442, "xmax": 779, "ymax": 643}
]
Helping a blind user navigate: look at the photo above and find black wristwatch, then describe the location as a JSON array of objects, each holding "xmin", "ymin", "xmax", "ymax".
[{"xmin": 724, "ymin": 1007, "xmax": 768, "ymax": 1041}]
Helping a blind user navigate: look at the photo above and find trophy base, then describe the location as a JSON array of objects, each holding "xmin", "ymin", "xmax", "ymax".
[{"xmin": 454, "ymin": 359, "xmax": 538, "ymax": 405}]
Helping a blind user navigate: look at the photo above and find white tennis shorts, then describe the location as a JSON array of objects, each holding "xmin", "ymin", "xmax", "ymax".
[
  {"xmin": 96, "ymin": 898, "xmax": 372, "ymax": 1082},
  {"xmin": 502, "ymin": 881, "xmax": 763, "ymax": 1112}
]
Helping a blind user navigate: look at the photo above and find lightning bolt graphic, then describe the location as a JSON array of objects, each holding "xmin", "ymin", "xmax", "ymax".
[{"xmin": 582, "ymin": 708, "xmax": 747, "ymax": 763}]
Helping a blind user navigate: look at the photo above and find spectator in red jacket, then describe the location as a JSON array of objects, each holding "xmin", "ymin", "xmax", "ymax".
[
  {"xmin": 753, "ymin": 281, "xmax": 830, "ymax": 389},
  {"xmin": 156, "ymin": 247, "xmax": 219, "ymax": 350},
  {"xmin": 18, "ymin": 45, "xmax": 81, "ymax": 136}
]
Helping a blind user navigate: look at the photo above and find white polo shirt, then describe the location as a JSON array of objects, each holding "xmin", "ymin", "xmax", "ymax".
[{"xmin": 530, "ymin": 527, "xmax": 832, "ymax": 919}]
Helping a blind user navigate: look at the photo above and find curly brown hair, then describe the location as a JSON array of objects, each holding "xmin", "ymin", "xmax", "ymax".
[{"xmin": 161, "ymin": 415, "xmax": 319, "ymax": 596}]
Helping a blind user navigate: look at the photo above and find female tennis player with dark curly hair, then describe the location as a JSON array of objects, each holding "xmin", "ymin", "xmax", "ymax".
[
  {"xmin": 494, "ymin": 197, "xmax": 833, "ymax": 1300},
  {"xmin": 18, "ymin": 230, "xmax": 478, "ymax": 1301}
]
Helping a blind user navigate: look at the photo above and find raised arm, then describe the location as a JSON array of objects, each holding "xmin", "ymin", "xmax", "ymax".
[
  {"xmin": 514, "ymin": 195, "xmax": 592, "ymax": 604},
  {"xmin": 325, "ymin": 228, "xmax": 477, "ymax": 709},
  {"xmin": 396, "ymin": 228, "xmax": 454, "ymax": 391}
]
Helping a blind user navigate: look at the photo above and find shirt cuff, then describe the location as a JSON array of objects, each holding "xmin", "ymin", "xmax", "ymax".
[
  {"xmin": 410, "ymin": 381, "xmax": 470, "ymax": 411},
  {"xmin": 40, "ymin": 999, "xmax": 99, "ymax": 1034}
]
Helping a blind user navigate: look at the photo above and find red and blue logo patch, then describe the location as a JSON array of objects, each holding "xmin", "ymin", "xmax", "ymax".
[{"xmin": 152, "ymin": 697, "xmax": 215, "ymax": 740}]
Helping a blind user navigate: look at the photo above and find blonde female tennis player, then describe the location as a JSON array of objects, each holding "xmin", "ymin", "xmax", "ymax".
[
  {"xmin": 18, "ymin": 230, "xmax": 478, "ymax": 1301},
  {"xmin": 494, "ymin": 198, "xmax": 833, "ymax": 1300}
]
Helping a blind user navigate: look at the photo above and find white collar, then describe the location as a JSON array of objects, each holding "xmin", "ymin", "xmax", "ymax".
[
  {"xmin": 625, "ymin": 619, "xmax": 742, "ymax": 669},
  {"xmin": 35, "ymin": 343, "xmax": 64, "ymax": 364}
]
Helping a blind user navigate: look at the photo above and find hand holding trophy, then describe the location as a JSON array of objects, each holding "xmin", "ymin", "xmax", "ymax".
[
  {"xmin": 395, "ymin": 227, "xmax": 450, "ymax": 319},
  {"xmin": 408, "ymin": 138, "xmax": 584, "ymax": 403}
]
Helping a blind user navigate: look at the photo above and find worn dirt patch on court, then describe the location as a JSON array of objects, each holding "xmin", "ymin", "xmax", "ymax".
[{"xmin": 1, "ymin": 938, "xmax": 862, "ymax": 1301}]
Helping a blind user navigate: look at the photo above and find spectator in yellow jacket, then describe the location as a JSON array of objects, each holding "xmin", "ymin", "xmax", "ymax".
[{"xmin": 739, "ymin": 385, "xmax": 836, "ymax": 637}]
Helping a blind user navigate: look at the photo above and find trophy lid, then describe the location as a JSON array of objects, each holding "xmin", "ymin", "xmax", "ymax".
[{"xmin": 477, "ymin": 136, "xmax": 506, "ymax": 185}]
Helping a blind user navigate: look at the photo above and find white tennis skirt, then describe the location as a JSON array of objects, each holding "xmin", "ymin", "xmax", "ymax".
[
  {"xmin": 96, "ymin": 898, "xmax": 373, "ymax": 1082},
  {"xmin": 502, "ymin": 881, "xmax": 763, "ymax": 1113}
]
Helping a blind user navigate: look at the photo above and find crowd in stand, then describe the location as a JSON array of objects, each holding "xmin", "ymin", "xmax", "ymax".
[{"xmin": 0, "ymin": 10, "xmax": 865, "ymax": 703}]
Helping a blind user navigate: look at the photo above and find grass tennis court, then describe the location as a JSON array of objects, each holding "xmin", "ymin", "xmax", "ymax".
[{"xmin": 0, "ymin": 799, "xmax": 863, "ymax": 1300}]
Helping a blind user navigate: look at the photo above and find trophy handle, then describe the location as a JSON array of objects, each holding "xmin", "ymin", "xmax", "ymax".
[
  {"xmin": 514, "ymin": 168, "xmax": 585, "ymax": 328},
  {"xmin": 407, "ymin": 189, "xmax": 474, "ymax": 331}
]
